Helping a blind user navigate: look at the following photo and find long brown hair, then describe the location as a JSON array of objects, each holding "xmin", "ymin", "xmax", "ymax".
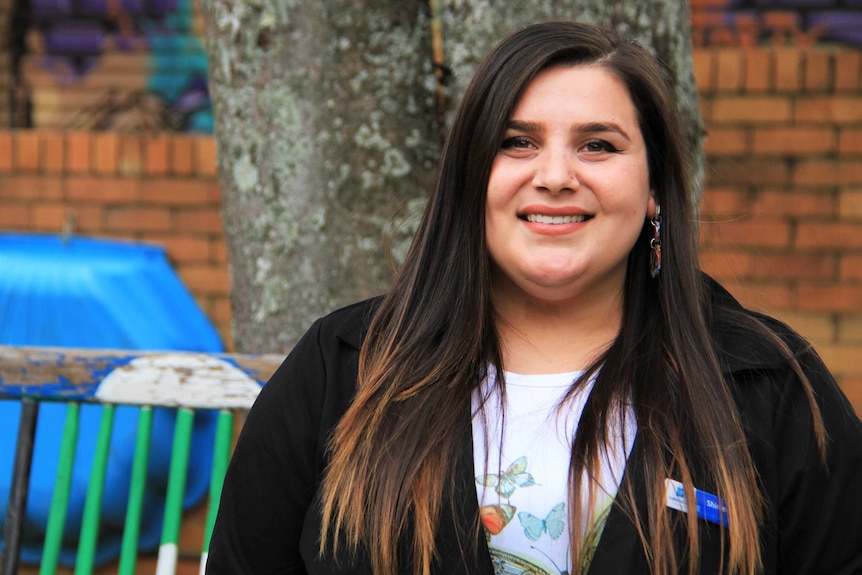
[{"xmin": 319, "ymin": 21, "xmax": 824, "ymax": 575}]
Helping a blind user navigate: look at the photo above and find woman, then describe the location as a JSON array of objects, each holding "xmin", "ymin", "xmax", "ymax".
[{"xmin": 207, "ymin": 22, "xmax": 862, "ymax": 575}]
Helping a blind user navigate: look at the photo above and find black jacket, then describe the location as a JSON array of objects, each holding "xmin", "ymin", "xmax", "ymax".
[{"xmin": 207, "ymin": 281, "xmax": 862, "ymax": 574}]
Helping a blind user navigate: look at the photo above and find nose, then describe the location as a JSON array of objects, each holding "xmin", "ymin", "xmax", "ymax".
[{"xmin": 532, "ymin": 148, "xmax": 578, "ymax": 195}]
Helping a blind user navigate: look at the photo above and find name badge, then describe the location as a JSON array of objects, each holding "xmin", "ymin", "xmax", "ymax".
[{"xmin": 665, "ymin": 478, "xmax": 728, "ymax": 527}]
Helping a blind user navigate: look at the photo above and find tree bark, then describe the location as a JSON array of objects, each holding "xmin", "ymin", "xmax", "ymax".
[
  {"xmin": 439, "ymin": 0, "xmax": 705, "ymax": 203},
  {"xmin": 203, "ymin": 0, "xmax": 701, "ymax": 353},
  {"xmin": 201, "ymin": 0, "xmax": 439, "ymax": 352}
]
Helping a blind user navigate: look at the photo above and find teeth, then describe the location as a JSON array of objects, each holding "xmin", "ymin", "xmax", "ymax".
[{"xmin": 525, "ymin": 214, "xmax": 587, "ymax": 224}]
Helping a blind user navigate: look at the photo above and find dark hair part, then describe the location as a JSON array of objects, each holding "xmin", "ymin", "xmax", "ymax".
[{"xmin": 320, "ymin": 21, "xmax": 823, "ymax": 575}]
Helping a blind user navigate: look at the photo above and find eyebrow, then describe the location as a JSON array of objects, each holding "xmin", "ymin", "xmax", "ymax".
[{"xmin": 506, "ymin": 120, "xmax": 631, "ymax": 141}]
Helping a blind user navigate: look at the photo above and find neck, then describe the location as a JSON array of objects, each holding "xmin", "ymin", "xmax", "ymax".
[{"xmin": 492, "ymin": 280, "xmax": 623, "ymax": 375}]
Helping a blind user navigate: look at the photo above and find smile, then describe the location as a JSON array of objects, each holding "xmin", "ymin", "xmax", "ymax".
[{"xmin": 524, "ymin": 214, "xmax": 589, "ymax": 224}]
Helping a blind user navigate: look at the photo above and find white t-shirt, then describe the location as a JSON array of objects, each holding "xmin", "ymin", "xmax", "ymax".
[{"xmin": 472, "ymin": 367, "xmax": 637, "ymax": 575}]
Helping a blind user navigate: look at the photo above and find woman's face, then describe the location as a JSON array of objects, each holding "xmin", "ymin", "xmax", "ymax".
[{"xmin": 485, "ymin": 64, "xmax": 656, "ymax": 308}]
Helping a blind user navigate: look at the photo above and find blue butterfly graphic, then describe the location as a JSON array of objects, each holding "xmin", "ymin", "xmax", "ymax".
[
  {"xmin": 476, "ymin": 456, "xmax": 537, "ymax": 498},
  {"xmin": 518, "ymin": 502, "xmax": 566, "ymax": 541}
]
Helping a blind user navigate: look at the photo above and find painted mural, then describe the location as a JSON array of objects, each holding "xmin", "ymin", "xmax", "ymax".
[
  {"xmin": 691, "ymin": 0, "xmax": 862, "ymax": 48},
  {"xmin": 6, "ymin": 0, "xmax": 211, "ymax": 131}
]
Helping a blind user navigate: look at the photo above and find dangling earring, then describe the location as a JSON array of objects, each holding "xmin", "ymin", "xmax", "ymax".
[{"xmin": 649, "ymin": 205, "xmax": 662, "ymax": 278}]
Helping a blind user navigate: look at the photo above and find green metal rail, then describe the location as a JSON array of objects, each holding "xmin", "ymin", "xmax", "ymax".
[{"xmin": 0, "ymin": 345, "xmax": 282, "ymax": 575}]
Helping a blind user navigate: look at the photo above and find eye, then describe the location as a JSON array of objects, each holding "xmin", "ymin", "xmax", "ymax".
[
  {"xmin": 500, "ymin": 136, "xmax": 535, "ymax": 150},
  {"xmin": 582, "ymin": 139, "xmax": 620, "ymax": 154}
]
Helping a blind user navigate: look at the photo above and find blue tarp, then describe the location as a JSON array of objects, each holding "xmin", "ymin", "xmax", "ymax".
[{"xmin": 0, "ymin": 233, "xmax": 224, "ymax": 567}]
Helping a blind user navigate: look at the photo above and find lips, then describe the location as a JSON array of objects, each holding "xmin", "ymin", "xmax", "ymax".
[{"xmin": 524, "ymin": 213, "xmax": 589, "ymax": 224}]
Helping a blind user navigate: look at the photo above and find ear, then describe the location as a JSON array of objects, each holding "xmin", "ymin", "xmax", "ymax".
[{"xmin": 646, "ymin": 191, "xmax": 658, "ymax": 219}]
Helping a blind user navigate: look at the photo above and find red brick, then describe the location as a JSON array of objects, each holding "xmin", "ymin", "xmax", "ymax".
[
  {"xmin": 840, "ymin": 191, "xmax": 862, "ymax": 218},
  {"xmin": 774, "ymin": 48, "xmax": 801, "ymax": 91},
  {"xmin": 690, "ymin": 0, "xmax": 727, "ymax": 11},
  {"xmin": 735, "ymin": 14, "xmax": 761, "ymax": 48},
  {"xmin": 138, "ymin": 179, "xmax": 211, "ymax": 205},
  {"xmin": 750, "ymin": 253, "xmax": 836, "ymax": 280},
  {"xmin": 720, "ymin": 281, "xmax": 795, "ymax": 312},
  {"xmin": 700, "ymin": 249, "xmax": 753, "ymax": 279},
  {"xmin": 66, "ymin": 177, "xmax": 138, "ymax": 203},
  {"xmin": 840, "ymin": 255, "xmax": 862, "ymax": 281},
  {"xmin": 762, "ymin": 10, "xmax": 801, "ymax": 43},
  {"xmin": 206, "ymin": 182, "xmax": 221, "ymax": 203},
  {"xmin": 838, "ymin": 313, "xmax": 862, "ymax": 344},
  {"xmin": 219, "ymin": 324, "xmax": 234, "ymax": 352},
  {"xmin": 703, "ymin": 127, "xmax": 748, "ymax": 154},
  {"xmin": 39, "ymin": 132, "xmax": 65, "ymax": 173},
  {"xmin": 30, "ymin": 202, "xmax": 70, "ymax": 231},
  {"xmin": 171, "ymin": 135, "xmax": 194, "ymax": 175},
  {"xmin": 834, "ymin": 51, "xmax": 861, "ymax": 91},
  {"xmin": 773, "ymin": 311, "xmax": 836, "ymax": 343},
  {"xmin": 818, "ymin": 345, "xmax": 862, "ymax": 377},
  {"xmin": 144, "ymin": 135, "xmax": 170, "ymax": 176},
  {"xmin": 174, "ymin": 207, "xmax": 224, "ymax": 233},
  {"xmin": 699, "ymin": 187, "xmax": 751, "ymax": 216},
  {"xmin": 839, "ymin": 128, "xmax": 862, "ymax": 154},
  {"xmin": 752, "ymin": 127, "xmax": 835, "ymax": 155},
  {"xmin": 92, "ymin": 132, "xmax": 118, "ymax": 175},
  {"xmin": 700, "ymin": 218, "xmax": 791, "ymax": 249},
  {"xmin": 0, "ymin": 203, "xmax": 29, "ymax": 229},
  {"xmin": 154, "ymin": 234, "xmax": 212, "ymax": 264},
  {"xmin": 178, "ymin": 264, "xmax": 231, "ymax": 295},
  {"xmin": 743, "ymin": 49, "xmax": 771, "ymax": 92},
  {"xmin": 751, "ymin": 190, "xmax": 835, "ymax": 217},
  {"xmin": 0, "ymin": 175, "xmax": 64, "ymax": 200},
  {"xmin": 105, "ymin": 207, "xmax": 172, "ymax": 232},
  {"xmin": 0, "ymin": 131, "xmax": 12, "ymax": 171},
  {"xmin": 794, "ymin": 160, "xmax": 862, "ymax": 186},
  {"xmin": 195, "ymin": 137, "xmax": 218, "ymax": 177},
  {"xmin": 705, "ymin": 158, "xmax": 791, "ymax": 187},
  {"xmin": 711, "ymin": 96, "xmax": 792, "ymax": 122},
  {"xmin": 61, "ymin": 205, "xmax": 104, "ymax": 235},
  {"xmin": 716, "ymin": 49, "xmax": 744, "ymax": 92},
  {"xmin": 118, "ymin": 135, "xmax": 143, "ymax": 176},
  {"xmin": 795, "ymin": 97, "xmax": 862, "ymax": 123},
  {"xmin": 698, "ymin": 97, "xmax": 712, "ymax": 124},
  {"xmin": 15, "ymin": 131, "xmax": 40, "ymax": 172},
  {"xmin": 212, "ymin": 238, "xmax": 228, "ymax": 263},
  {"xmin": 803, "ymin": 50, "xmax": 831, "ymax": 92},
  {"xmin": 209, "ymin": 294, "xmax": 232, "ymax": 324},
  {"xmin": 66, "ymin": 132, "xmax": 91, "ymax": 174},
  {"xmin": 709, "ymin": 28, "xmax": 737, "ymax": 48},
  {"xmin": 841, "ymin": 377, "xmax": 862, "ymax": 418},
  {"xmin": 796, "ymin": 222, "xmax": 862, "ymax": 250},
  {"xmin": 693, "ymin": 50, "xmax": 714, "ymax": 92}
]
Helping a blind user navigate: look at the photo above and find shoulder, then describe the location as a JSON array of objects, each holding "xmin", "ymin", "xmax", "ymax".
[
  {"xmin": 703, "ymin": 274, "xmax": 810, "ymax": 374},
  {"xmin": 309, "ymin": 295, "xmax": 384, "ymax": 352},
  {"xmin": 702, "ymin": 275, "xmax": 860, "ymax": 451},
  {"xmin": 265, "ymin": 295, "xmax": 384, "ymax": 397}
]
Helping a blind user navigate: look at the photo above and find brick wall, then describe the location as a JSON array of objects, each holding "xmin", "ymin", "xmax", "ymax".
[
  {"xmin": 0, "ymin": 130, "xmax": 232, "ymax": 349},
  {"xmin": 695, "ymin": 45, "xmax": 862, "ymax": 415},
  {"xmin": 0, "ymin": 45, "xmax": 860, "ymax": 415}
]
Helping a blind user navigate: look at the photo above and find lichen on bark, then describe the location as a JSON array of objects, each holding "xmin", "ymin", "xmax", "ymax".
[{"xmin": 203, "ymin": 0, "xmax": 438, "ymax": 352}]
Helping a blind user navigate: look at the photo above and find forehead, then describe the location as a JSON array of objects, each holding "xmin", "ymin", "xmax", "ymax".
[{"xmin": 510, "ymin": 65, "xmax": 639, "ymax": 127}]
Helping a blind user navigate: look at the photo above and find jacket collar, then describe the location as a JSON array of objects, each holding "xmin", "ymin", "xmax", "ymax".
[
  {"xmin": 703, "ymin": 274, "xmax": 798, "ymax": 374},
  {"xmin": 335, "ymin": 279, "xmax": 795, "ymax": 375},
  {"xmin": 333, "ymin": 295, "xmax": 384, "ymax": 350}
]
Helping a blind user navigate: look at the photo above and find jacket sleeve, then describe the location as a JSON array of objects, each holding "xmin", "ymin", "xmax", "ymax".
[
  {"xmin": 205, "ymin": 317, "xmax": 335, "ymax": 575},
  {"xmin": 772, "ymin": 345, "xmax": 862, "ymax": 574}
]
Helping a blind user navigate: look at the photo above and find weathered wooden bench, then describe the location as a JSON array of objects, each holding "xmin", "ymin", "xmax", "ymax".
[{"xmin": 0, "ymin": 345, "xmax": 282, "ymax": 575}]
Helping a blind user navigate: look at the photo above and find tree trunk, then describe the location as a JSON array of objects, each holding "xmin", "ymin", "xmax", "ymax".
[
  {"xmin": 439, "ymin": 0, "xmax": 705, "ymax": 203},
  {"xmin": 201, "ymin": 0, "xmax": 439, "ymax": 352},
  {"xmin": 203, "ymin": 0, "xmax": 701, "ymax": 353}
]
